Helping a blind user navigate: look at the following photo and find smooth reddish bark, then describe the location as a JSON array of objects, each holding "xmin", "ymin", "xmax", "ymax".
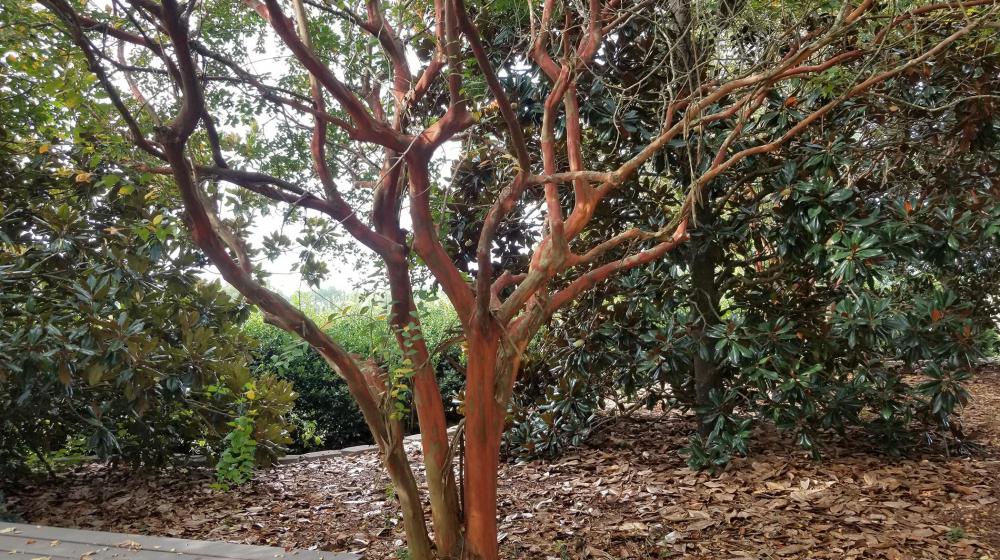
[
  {"xmin": 462, "ymin": 324, "xmax": 504, "ymax": 560},
  {"xmin": 386, "ymin": 257, "xmax": 463, "ymax": 557}
]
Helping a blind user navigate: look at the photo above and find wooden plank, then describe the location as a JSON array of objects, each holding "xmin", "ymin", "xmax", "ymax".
[{"xmin": 0, "ymin": 523, "xmax": 358, "ymax": 560}]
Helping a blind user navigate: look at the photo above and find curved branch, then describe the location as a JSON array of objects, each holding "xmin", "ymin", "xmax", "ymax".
[
  {"xmin": 547, "ymin": 220, "xmax": 689, "ymax": 314},
  {"xmin": 42, "ymin": 0, "xmax": 164, "ymax": 159},
  {"xmin": 258, "ymin": 0, "xmax": 408, "ymax": 150},
  {"xmin": 690, "ymin": 9, "xmax": 994, "ymax": 204},
  {"xmin": 407, "ymin": 157, "xmax": 476, "ymax": 326}
]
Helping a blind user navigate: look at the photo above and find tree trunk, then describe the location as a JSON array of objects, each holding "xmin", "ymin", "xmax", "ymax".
[
  {"xmin": 383, "ymin": 432, "xmax": 436, "ymax": 560},
  {"xmin": 688, "ymin": 202, "xmax": 722, "ymax": 437},
  {"xmin": 161, "ymin": 124, "xmax": 439, "ymax": 560},
  {"xmin": 462, "ymin": 331, "xmax": 504, "ymax": 560},
  {"xmin": 386, "ymin": 260, "xmax": 463, "ymax": 558},
  {"xmin": 310, "ymin": 343, "xmax": 434, "ymax": 560},
  {"xmin": 410, "ymin": 356, "xmax": 463, "ymax": 558}
]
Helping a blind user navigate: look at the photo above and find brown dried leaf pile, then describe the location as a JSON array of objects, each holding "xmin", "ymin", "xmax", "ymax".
[{"xmin": 6, "ymin": 369, "xmax": 999, "ymax": 559}]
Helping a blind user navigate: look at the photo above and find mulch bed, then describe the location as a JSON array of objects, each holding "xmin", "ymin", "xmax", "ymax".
[{"xmin": 5, "ymin": 367, "xmax": 1000, "ymax": 559}]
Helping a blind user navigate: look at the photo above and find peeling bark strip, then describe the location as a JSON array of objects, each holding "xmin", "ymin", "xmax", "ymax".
[{"xmin": 39, "ymin": 0, "xmax": 1000, "ymax": 556}]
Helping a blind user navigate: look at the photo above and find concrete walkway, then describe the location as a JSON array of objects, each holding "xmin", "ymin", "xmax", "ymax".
[{"xmin": 0, "ymin": 522, "xmax": 358, "ymax": 560}]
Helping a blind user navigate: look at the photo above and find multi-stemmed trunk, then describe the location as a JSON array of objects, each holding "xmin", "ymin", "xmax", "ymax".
[
  {"xmin": 385, "ymin": 259, "xmax": 464, "ymax": 557},
  {"xmin": 386, "ymin": 304, "xmax": 511, "ymax": 560},
  {"xmin": 382, "ymin": 305, "xmax": 513, "ymax": 560}
]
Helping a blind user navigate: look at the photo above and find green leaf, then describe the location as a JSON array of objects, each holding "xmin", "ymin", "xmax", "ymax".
[{"xmin": 827, "ymin": 188, "xmax": 854, "ymax": 202}]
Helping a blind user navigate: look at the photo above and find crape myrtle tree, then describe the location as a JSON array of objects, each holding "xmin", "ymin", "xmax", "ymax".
[{"xmin": 38, "ymin": 0, "xmax": 997, "ymax": 555}]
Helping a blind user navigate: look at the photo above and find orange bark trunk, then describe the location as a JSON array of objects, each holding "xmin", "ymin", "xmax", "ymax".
[
  {"xmin": 462, "ymin": 331, "xmax": 504, "ymax": 560},
  {"xmin": 385, "ymin": 259, "xmax": 463, "ymax": 557}
]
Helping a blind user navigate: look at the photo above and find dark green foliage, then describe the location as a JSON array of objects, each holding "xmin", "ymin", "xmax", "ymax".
[
  {"xmin": 244, "ymin": 302, "xmax": 464, "ymax": 451},
  {"xmin": 0, "ymin": 491, "xmax": 17, "ymax": 522},
  {"xmin": 494, "ymin": 13, "xmax": 1000, "ymax": 466},
  {"xmin": 247, "ymin": 320, "xmax": 367, "ymax": 450},
  {"xmin": 0, "ymin": 11, "xmax": 295, "ymax": 477},
  {"xmin": 503, "ymin": 370, "xmax": 598, "ymax": 459},
  {"xmin": 0, "ymin": 141, "xmax": 297, "ymax": 476}
]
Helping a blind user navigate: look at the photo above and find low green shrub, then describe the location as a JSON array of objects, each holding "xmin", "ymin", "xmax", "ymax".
[
  {"xmin": 244, "ymin": 299, "xmax": 464, "ymax": 451},
  {"xmin": 0, "ymin": 45, "xmax": 297, "ymax": 478},
  {"xmin": 213, "ymin": 414, "xmax": 257, "ymax": 490}
]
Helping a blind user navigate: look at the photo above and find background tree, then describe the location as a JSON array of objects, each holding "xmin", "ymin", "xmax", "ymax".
[
  {"xmin": 33, "ymin": 0, "xmax": 999, "ymax": 557},
  {"xmin": 0, "ymin": 11, "xmax": 296, "ymax": 477},
  {"xmin": 502, "ymin": 8, "xmax": 1000, "ymax": 465}
]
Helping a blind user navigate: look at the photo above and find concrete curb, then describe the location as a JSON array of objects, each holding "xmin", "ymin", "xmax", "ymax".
[
  {"xmin": 276, "ymin": 428, "xmax": 453, "ymax": 464},
  {"xmin": 277, "ymin": 446, "xmax": 371, "ymax": 464}
]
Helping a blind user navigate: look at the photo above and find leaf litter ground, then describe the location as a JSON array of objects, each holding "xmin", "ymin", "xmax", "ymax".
[{"xmin": 5, "ymin": 366, "xmax": 999, "ymax": 559}]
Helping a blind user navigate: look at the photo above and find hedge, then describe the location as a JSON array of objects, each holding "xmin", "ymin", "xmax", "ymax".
[{"xmin": 243, "ymin": 299, "xmax": 464, "ymax": 452}]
